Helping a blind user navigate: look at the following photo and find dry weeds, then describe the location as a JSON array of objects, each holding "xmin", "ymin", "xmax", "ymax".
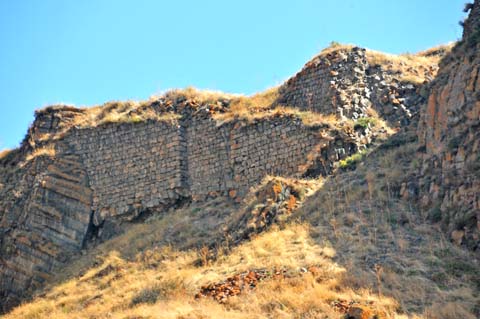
[
  {"xmin": 6, "ymin": 148, "xmax": 479, "ymax": 319},
  {"xmin": 25, "ymin": 144, "xmax": 56, "ymax": 161},
  {"xmin": 0, "ymin": 149, "xmax": 12, "ymax": 160}
]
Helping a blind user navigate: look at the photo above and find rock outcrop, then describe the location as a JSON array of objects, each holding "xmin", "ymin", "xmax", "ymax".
[
  {"xmin": 0, "ymin": 101, "xmax": 357, "ymax": 312},
  {"xmin": 277, "ymin": 46, "xmax": 441, "ymax": 127},
  {"xmin": 1, "ymin": 3, "xmax": 478, "ymax": 312},
  {"xmin": 417, "ymin": 1, "xmax": 480, "ymax": 251},
  {"xmin": 0, "ymin": 147, "xmax": 92, "ymax": 311}
]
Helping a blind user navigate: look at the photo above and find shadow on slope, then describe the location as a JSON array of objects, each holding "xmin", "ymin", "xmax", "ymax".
[
  {"xmin": 4, "ymin": 131, "xmax": 480, "ymax": 319},
  {"xmin": 294, "ymin": 130, "xmax": 480, "ymax": 318}
]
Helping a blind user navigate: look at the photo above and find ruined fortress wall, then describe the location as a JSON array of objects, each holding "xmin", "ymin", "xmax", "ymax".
[
  {"xmin": 186, "ymin": 117, "xmax": 329, "ymax": 200},
  {"xmin": 277, "ymin": 47, "xmax": 429, "ymax": 127},
  {"xmin": 0, "ymin": 93, "xmax": 355, "ymax": 314},
  {"xmin": 186, "ymin": 118, "xmax": 234, "ymax": 199},
  {"xmin": 62, "ymin": 116, "xmax": 335, "ymax": 210},
  {"xmin": 277, "ymin": 58, "xmax": 334, "ymax": 113},
  {"xmin": 277, "ymin": 47, "xmax": 370, "ymax": 119},
  {"xmin": 229, "ymin": 119, "xmax": 323, "ymax": 195},
  {"xmin": 66, "ymin": 121, "xmax": 184, "ymax": 220}
]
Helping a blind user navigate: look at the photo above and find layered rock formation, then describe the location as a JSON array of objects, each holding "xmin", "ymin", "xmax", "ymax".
[
  {"xmin": 417, "ymin": 1, "xmax": 480, "ymax": 251},
  {"xmin": 0, "ymin": 102, "xmax": 357, "ymax": 312},
  {"xmin": 0, "ymin": 2, "xmax": 478, "ymax": 313}
]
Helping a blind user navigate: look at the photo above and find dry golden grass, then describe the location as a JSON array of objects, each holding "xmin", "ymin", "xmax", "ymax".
[
  {"xmin": 73, "ymin": 100, "xmax": 180, "ymax": 127},
  {"xmin": 216, "ymin": 105, "xmax": 341, "ymax": 128},
  {"xmin": 162, "ymin": 86, "xmax": 241, "ymax": 104},
  {"xmin": 229, "ymin": 87, "xmax": 279, "ymax": 112},
  {"xmin": 0, "ymin": 149, "xmax": 12, "ymax": 160},
  {"xmin": 293, "ymin": 136, "xmax": 480, "ymax": 318},
  {"xmin": 311, "ymin": 42, "xmax": 450, "ymax": 84},
  {"xmin": 6, "ymin": 143, "xmax": 480, "ymax": 319},
  {"xmin": 416, "ymin": 43, "xmax": 455, "ymax": 58},
  {"xmin": 25, "ymin": 144, "xmax": 56, "ymax": 161},
  {"xmin": 365, "ymin": 48, "xmax": 447, "ymax": 84},
  {"xmin": 37, "ymin": 85, "xmax": 338, "ymax": 132},
  {"xmin": 211, "ymin": 87, "xmax": 281, "ymax": 123},
  {"xmin": 33, "ymin": 99, "xmax": 182, "ymax": 137},
  {"xmin": 6, "ymin": 223, "xmax": 401, "ymax": 319}
]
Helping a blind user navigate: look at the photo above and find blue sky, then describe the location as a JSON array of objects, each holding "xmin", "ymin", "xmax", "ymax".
[{"xmin": 0, "ymin": 0, "xmax": 467, "ymax": 149}]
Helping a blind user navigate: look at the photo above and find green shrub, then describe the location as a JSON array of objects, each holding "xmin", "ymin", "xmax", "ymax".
[
  {"xmin": 338, "ymin": 150, "xmax": 367, "ymax": 169},
  {"xmin": 354, "ymin": 117, "xmax": 377, "ymax": 130}
]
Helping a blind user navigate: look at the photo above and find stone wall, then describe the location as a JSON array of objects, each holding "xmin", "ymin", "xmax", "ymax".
[
  {"xmin": 276, "ymin": 51, "xmax": 337, "ymax": 114},
  {"xmin": 0, "ymin": 110, "xmax": 357, "ymax": 312},
  {"xmin": 186, "ymin": 117, "xmax": 234, "ymax": 199},
  {"xmin": 185, "ymin": 117, "xmax": 345, "ymax": 200},
  {"xmin": 67, "ymin": 121, "xmax": 185, "ymax": 222},
  {"xmin": 229, "ymin": 119, "xmax": 332, "ymax": 195},
  {"xmin": 276, "ymin": 47, "xmax": 432, "ymax": 127},
  {"xmin": 278, "ymin": 47, "xmax": 372, "ymax": 120},
  {"xmin": 67, "ymin": 115, "xmax": 354, "ymax": 206}
]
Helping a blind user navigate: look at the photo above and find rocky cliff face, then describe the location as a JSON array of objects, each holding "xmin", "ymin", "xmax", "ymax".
[
  {"xmin": 0, "ymin": 3, "xmax": 478, "ymax": 313},
  {"xmin": 0, "ymin": 101, "xmax": 359, "ymax": 312},
  {"xmin": 417, "ymin": 1, "xmax": 480, "ymax": 251}
]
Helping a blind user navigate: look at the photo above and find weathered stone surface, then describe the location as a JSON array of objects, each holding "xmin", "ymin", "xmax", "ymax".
[
  {"xmin": 1, "ymin": 3, "xmax": 477, "ymax": 312},
  {"xmin": 0, "ymin": 150, "xmax": 92, "ymax": 313},
  {"xmin": 0, "ymin": 107, "xmax": 357, "ymax": 312},
  {"xmin": 276, "ymin": 47, "xmax": 434, "ymax": 128},
  {"xmin": 417, "ymin": 1, "xmax": 480, "ymax": 252}
]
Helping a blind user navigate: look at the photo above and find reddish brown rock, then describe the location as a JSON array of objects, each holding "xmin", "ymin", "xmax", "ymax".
[{"xmin": 417, "ymin": 0, "xmax": 480, "ymax": 252}]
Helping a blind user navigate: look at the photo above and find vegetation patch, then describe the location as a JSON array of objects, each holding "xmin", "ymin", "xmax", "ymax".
[
  {"xmin": 338, "ymin": 149, "xmax": 368, "ymax": 170},
  {"xmin": 0, "ymin": 149, "xmax": 12, "ymax": 160},
  {"xmin": 130, "ymin": 285, "xmax": 162, "ymax": 306},
  {"xmin": 354, "ymin": 117, "xmax": 377, "ymax": 130},
  {"xmin": 365, "ymin": 45, "xmax": 451, "ymax": 84},
  {"xmin": 25, "ymin": 144, "xmax": 56, "ymax": 161}
]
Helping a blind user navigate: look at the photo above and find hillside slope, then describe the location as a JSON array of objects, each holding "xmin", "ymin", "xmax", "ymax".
[
  {"xmin": 3, "ymin": 160, "xmax": 479, "ymax": 318},
  {"xmin": 1, "ymin": 2, "xmax": 480, "ymax": 318}
]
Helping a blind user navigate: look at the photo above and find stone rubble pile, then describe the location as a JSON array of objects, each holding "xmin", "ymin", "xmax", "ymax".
[
  {"xmin": 278, "ymin": 46, "xmax": 438, "ymax": 127},
  {"xmin": 195, "ymin": 269, "xmax": 271, "ymax": 302}
]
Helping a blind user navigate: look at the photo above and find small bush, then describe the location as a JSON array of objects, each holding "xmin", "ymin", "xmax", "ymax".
[
  {"xmin": 130, "ymin": 278, "xmax": 184, "ymax": 307},
  {"xmin": 428, "ymin": 205, "xmax": 443, "ymax": 223},
  {"xmin": 444, "ymin": 258, "xmax": 478, "ymax": 277},
  {"xmin": 354, "ymin": 117, "xmax": 376, "ymax": 130},
  {"xmin": 329, "ymin": 41, "xmax": 341, "ymax": 48},
  {"xmin": 338, "ymin": 150, "xmax": 367, "ymax": 169},
  {"xmin": 130, "ymin": 285, "xmax": 162, "ymax": 306}
]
